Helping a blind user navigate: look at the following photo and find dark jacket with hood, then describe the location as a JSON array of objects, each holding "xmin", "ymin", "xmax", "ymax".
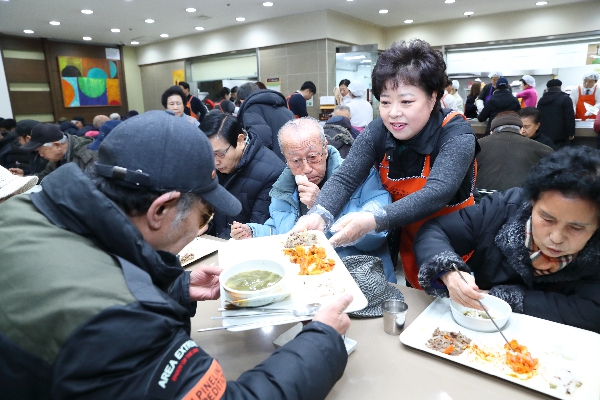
[
  {"xmin": 537, "ymin": 87, "xmax": 575, "ymax": 142},
  {"xmin": 530, "ymin": 130, "xmax": 556, "ymax": 149},
  {"xmin": 35, "ymin": 134, "xmax": 96, "ymax": 182},
  {"xmin": 237, "ymin": 89, "xmax": 295, "ymax": 161},
  {"xmin": 0, "ymin": 163, "xmax": 347, "ymax": 398},
  {"xmin": 323, "ymin": 116, "xmax": 356, "ymax": 158},
  {"xmin": 477, "ymin": 88, "xmax": 521, "ymax": 135},
  {"xmin": 416, "ymin": 188, "xmax": 600, "ymax": 334},
  {"xmin": 208, "ymin": 132, "xmax": 285, "ymax": 239}
]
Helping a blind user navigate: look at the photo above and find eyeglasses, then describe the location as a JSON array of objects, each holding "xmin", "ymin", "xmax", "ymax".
[
  {"xmin": 286, "ymin": 152, "xmax": 325, "ymax": 169},
  {"xmin": 214, "ymin": 144, "xmax": 232, "ymax": 158},
  {"xmin": 199, "ymin": 204, "xmax": 215, "ymax": 230}
]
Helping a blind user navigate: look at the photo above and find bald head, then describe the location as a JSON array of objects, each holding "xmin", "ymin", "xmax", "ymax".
[{"xmin": 93, "ymin": 115, "xmax": 110, "ymax": 128}]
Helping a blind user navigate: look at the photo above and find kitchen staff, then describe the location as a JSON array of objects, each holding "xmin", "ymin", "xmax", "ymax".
[
  {"xmin": 292, "ymin": 39, "xmax": 478, "ymax": 289},
  {"xmin": 570, "ymin": 72, "xmax": 600, "ymax": 120}
]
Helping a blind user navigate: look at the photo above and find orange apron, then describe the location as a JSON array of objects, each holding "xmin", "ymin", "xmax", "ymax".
[
  {"xmin": 186, "ymin": 96, "xmax": 198, "ymax": 120},
  {"xmin": 379, "ymin": 112, "xmax": 476, "ymax": 289},
  {"xmin": 575, "ymin": 86, "xmax": 597, "ymax": 121}
]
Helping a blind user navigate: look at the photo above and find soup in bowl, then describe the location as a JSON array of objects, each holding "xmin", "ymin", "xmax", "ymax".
[{"xmin": 220, "ymin": 259, "xmax": 287, "ymax": 302}]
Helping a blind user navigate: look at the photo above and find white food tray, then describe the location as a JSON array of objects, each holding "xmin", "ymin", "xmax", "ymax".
[
  {"xmin": 178, "ymin": 237, "xmax": 221, "ymax": 266},
  {"xmin": 216, "ymin": 231, "xmax": 368, "ymax": 331},
  {"xmin": 400, "ymin": 298, "xmax": 600, "ymax": 400}
]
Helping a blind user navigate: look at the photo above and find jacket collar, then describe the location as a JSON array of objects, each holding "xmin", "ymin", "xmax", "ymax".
[{"xmin": 30, "ymin": 163, "xmax": 183, "ymax": 291}]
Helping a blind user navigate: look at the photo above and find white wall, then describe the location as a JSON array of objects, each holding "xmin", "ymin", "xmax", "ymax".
[
  {"xmin": 384, "ymin": 2, "xmax": 600, "ymax": 48},
  {"xmin": 0, "ymin": 55, "xmax": 12, "ymax": 118}
]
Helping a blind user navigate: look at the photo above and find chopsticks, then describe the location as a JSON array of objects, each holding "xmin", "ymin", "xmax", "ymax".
[{"xmin": 451, "ymin": 264, "xmax": 516, "ymax": 352}]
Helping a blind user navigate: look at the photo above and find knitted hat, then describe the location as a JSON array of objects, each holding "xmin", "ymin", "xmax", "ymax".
[
  {"xmin": 343, "ymin": 255, "xmax": 404, "ymax": 318},
  {"xmin": 0, "ymin": 166, "xmax": 38, "ymax": 201},
  {"xmin": 546, "ymin": 79, "xmax": 563, "ymax": 88},
  {"xmin": 491, "ymin": 111, "xmax": 522, "ymax": 131}
]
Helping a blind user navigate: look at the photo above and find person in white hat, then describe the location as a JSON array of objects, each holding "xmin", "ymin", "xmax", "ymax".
[
  {"xmin": 0, "ymin": 165, "xmax": 38, "ymax": 203},
  {"xmin": 441, "ymin": 80, "xmax": 460, "ymax": 112},
  {"xmin": 516, "ymin": 75, "xmax": 538, "ymax": 108},
  {"xmin": 570, "ymin": 72, "xmax": 600, "ymax": 120},
  {"xmin": 450, "ymin": 80, "xmax": 464, "ymax": 112},
  {"xmin": 345, "ymin": 81, "xmax": 374, "ymax": 132}
]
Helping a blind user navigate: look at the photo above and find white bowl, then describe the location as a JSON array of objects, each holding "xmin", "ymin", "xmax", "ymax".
[
  {"xmin": 220, "ymin": 259, "xmax": 287, "ymax": 304},
  {"xmin": 450, "ymin": 294, "xmax": 511, "ymax": 332}
]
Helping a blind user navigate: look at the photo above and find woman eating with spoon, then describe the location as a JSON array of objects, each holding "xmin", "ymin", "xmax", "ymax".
[{"xmin": 415, "ymin": 146, "xmax": 600, "ymax": 334}]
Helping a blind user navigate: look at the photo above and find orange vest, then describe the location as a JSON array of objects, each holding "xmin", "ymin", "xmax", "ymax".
[
  {"xmin": 186, "ymin": 96, "xmax": 198, "ymax": 120},
  {"xmin": 378, "ymin": 112, "xmax": 476, "ymax": 289},
  {"xmin": 575, "ymin": 86, "xmax": 597, "ymax": 121}
]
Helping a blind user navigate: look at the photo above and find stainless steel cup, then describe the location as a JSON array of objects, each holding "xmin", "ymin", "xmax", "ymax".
[{"xmin": 382, "ymin": 299, "xmax": 408, "ymax": 335}]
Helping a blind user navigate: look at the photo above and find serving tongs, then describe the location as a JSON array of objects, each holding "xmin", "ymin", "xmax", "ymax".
[{"xmin": 451, "ymin": 265, "xmax": 516, "ymax": 352}]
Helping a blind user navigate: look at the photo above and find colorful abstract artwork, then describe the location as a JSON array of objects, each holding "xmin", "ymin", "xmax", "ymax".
[{"xmin": 58, "ymin": 56, "xmax": 121, "ymax": 107}]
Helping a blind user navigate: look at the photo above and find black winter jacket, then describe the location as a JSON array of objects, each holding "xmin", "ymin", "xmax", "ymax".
[
  {"xmin": 0, "ymin": 163, "xmax": 347, "ymax": 398},
  {"xmin": 530, "ymin": 130, "xmax": 556, "ymax": 149},
  {"xmin": 537, "ymin": 87, "xmax": 575, "ymax": 142},
  {"xmin": 464, "ymin": 95, "xmax": 478, "ymax": 118},
  {"xmin": 415, "ymin": 188, "xmax": 600, "ymax": 334},
  {"xmin": 237, "ymin": 89, "xmax": 295, "ymax": 160},
  {"xmin": 209, "ymin": 132, "xmax": 285, "ymax": 238},
  {"xmin": 477, "ymin": 89, "xmax": 521, "ymax": 135}
]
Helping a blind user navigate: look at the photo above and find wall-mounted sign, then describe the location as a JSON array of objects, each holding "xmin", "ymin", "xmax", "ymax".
[{"xmin": 266, "ymin": 77, "xmax": 281, "ymax": 93}]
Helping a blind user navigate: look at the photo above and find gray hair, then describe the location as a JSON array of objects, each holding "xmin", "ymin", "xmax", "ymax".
[
  {"xmin": 333, "ymin": 105, "xmax": 351, "ymax": 115},
  {"xmin": 171, "ymin": 192, "xmax": 203, "ymax": 227},
  {"xmin": 237, "ymin": 82, "xmax": 260, "ymax": 101},
  {"xmin": 277, "ymin": 117, "xmax": 326, "ymax": 152}
]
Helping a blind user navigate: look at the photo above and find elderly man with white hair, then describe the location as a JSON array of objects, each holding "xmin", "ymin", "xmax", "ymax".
[
  {"xmin": 570, "ymin": 72, "xmax": 600, "ymax": 120},
  {"xmin": 345, "ymin": 81, "xmax": 374, "ymax": 132},
  {"xmin": 476, "ymin": 71, "xmax": 503, "ymax": 113}
]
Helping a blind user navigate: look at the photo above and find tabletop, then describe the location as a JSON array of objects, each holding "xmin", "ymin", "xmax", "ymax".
[{"xmin": 186, "ymin": 236, "xmax": 554, "ymax": 400}]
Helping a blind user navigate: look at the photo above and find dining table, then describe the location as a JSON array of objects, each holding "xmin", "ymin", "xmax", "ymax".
[{"xmin": 186, "ymin": 236, "xmax": 555, "ymax": 400}]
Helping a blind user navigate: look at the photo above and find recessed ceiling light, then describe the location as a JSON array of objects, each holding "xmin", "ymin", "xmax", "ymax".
[
  {"xmin": 379, "ymin": 9, "xmax": 388, "ymax": 14},
  {"xmin": 464, "ymin": 11, "xmax": 474, "ymax": 16},
  {"xmin": 83, "ymin": 37, "xmax": 92, "ymax": 41},
  {"xmin": 195, "ymin": 26, "xmax": 205, "ymax": 30},
  {"xmin": 445, "ymin": 0, "xmax": 455, "ymax": 3},
  {"xmin": 263, "ymin": 2, "xmax": 273, "ymax": 6},
  {"xmin": 236, "ymin": 17, "xmax": 245, "ymax": 21},
  {"xmin": 24, "ymin": 30, "xmax": 34, "ymax": 34},
  {"xmin": 536, "ymin": 1, "xmax": 548, "ymax": 5},
  {"xmin": 347, "ymin": 0, "xmax": 353, "ymax": 2},
  {"xmin": 145, "ymin": 19, "xmax": 155, "ymax": 23},
  {"xmin": 131, "ymin": 41, "xmax": 139, "ymax": 45},
  {"xmin": 160, "ymin": 33, "xmax": 169, "ymax": 38},
  {"xmin": 81, "ymin": 9, "xmax": 93, "ymax": 14},
  {"xmin": 49, "ymin": 21, "xmax": 60, "ymax": 25},
  {"xmin": 111, "ymin": 28, "xmax": 120, "ymax": 33},
  {"xmin": 404, "ymin": 19, "xmax": 413, "ymax": 23},
  {"xmin": 186, "ymin": 7, "xmax": 196, "ymax": 12}
]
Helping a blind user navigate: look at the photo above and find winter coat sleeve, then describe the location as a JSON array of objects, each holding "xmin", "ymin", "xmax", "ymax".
[
  {"xmin": 243, "ymin": 113, "xmax": 275, "ymax": 150},
  {"xmin": 477, "ymin": 102, "xmax": 492, "ymax": 122},
  {"xmin": 564, "ymin": 96, "xmax": 576, "ymax": 138},
  {"xmin": 248, "ymin": 196, "xmax": 300, "ymax": 237},
  {"xmin": 249, "ymin": 159, "xmax": 285, "ymax": 225}
]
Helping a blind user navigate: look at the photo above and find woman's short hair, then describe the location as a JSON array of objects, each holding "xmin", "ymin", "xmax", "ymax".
[
  {"xmin": 339, "ymin": 79, "xmax": 351, "ymax": 87},
  {"xmin": 518, "ymin": 107, "xmax": 541, "ymax": 125},
  {"xmin": 523, "ymin": 146, "xmax": 600, "ymax": 208},
  {"xmin": 161, "ymin": 85, "xmax": 187, "ymax": 108},
  {"xmin": 372, "ymin": 39, "xmax": 447, "ymax": 115},
  {"xmin": 200, "ymin": 112, "xmax": 244, "ymax": 147},
  {"xmin": 218, "ymin": 87, "xmax": 231, "ymax": 99}
]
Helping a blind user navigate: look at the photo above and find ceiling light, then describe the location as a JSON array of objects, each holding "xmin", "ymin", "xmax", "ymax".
[
  {"xmin": 236, "ymin": 17, "xmax": 245, "ymax": 21},
  {"xmin": 347, "ymin": 0, "xmax": 353, "ymax": 2},
  {"xmin": 404, "ymin": 19, "xmax": 413, "ymax": 23},
  {"xmin": 81, "ymin": 9, "xmax": 93, "ymax": 14},
  {"xmin": 263, "ymin": 2, "xmax": 273, "ymax": 6},
  {"xmin": 464, "ymin": 11, "xmax": 474, "ymax": 16},
  {"xmin": 379, "ymin": 10, "xmax": 388, "ymax": 14},
  {"xmin": 131, "ymin": 41, "xmax": 139, "ymax": 45},
  {"xmin": 145, "ymin": 19, "xmax": 155, "ymax": 23},
  {"xmin": 160, "ymin": 33, "xmax": 169, "ymax": 38},
  {"xmin": 24, "ymin": 30, "xmax": 34, "ymax": 34},
  {"xmin": 49, "ymin": 21, "xmax": 60, "ymax": 25},
  {"xmin": 186, "ymin": 7, "xmax": 196, "ymax": 12},
  {"xmin": 195, "ymin": 26, "xmax": 205, "ymax": 30},
  {"xmin": 536, "ymin": 1, "xmax": 548, "ymax": 5},
  {"xmin": 83, "ymin": 37, "xmax": 92, "ymax": 41},
  {"xmin": 445, "ymin": 0, "xmax": 455, "ymax": 3}
]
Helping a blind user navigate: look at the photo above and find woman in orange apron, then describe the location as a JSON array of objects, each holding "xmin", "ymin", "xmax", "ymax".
[{"xmin": 292, "ymin": 39, "xmax": 479, "ymax": 286}]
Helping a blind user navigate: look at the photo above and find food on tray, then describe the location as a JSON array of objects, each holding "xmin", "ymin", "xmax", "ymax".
[
  {"xmin": 284, "ymin": 231, "xmax": 319, "ymax": 248},
  {"xmin": 463, "ymin": 309, "xmax": 495, "ymax": 319},
  {"xmin": 283, "ymin": 245, "xmax": 335, "ymax": 275},
  {"xmin": 504, "ymin": 340, "xmax": 538, "ymax": 379},
  {"xmin": 180, "ymin": 253, "xmax": 195, "ymax": 264},
  {"xmin": 426, "ymin": 328, "xmax": 471, "ymax": 356},
  {"xmin": 540, "ymin": 366, "xmax": 583, "ymax": 395},
  {"xmin": 299, "ymin": 275, "xmax": 345, "ymax": 297},
  {"xmin": 225, "ymin": 270, "xmax": 283, "ymax": 291}
]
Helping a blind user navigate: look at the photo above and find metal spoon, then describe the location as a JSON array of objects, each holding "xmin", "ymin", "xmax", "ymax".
[{"xmin": 212, "ymin": 303, "xmax": 321, "ymax": 319}]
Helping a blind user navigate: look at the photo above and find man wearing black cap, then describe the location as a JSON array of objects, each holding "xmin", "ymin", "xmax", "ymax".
[
  {"xmin": 477, "ymin": 77, "xmax": 521, "ymax": 135},
  {"xmin": 0, "ymin": 120, "xmax": 33, "ymax": 172},
  {"xmin": 0, "ymin": 110, "xmax": 352, "ymax": 399},
  {"xmin": 11, "ymin": 123, "xmax": 96, "ymax": 182},
  {"xmin": 476, "ymin": 111, "xmax": 553, "ymax": 191},
  {"xmin": 537, "ymin": 78, "xmax": 575, "ymax": 148}
]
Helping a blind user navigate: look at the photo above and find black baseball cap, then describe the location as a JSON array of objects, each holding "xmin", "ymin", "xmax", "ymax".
[
  {"xmin": 496, "ymin": 77, "xmax": 509, "ymax": 88},
  {"xmin": 15, "ymin": 119, "xmax": 40, "ymax": 137},
  {"xmin": 94, "ymin": 110, "xmax": 242, "ymax": 216},
  {"xmin": 21, "ymin": 123, "xmax": 64, "ymax": 151}
]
